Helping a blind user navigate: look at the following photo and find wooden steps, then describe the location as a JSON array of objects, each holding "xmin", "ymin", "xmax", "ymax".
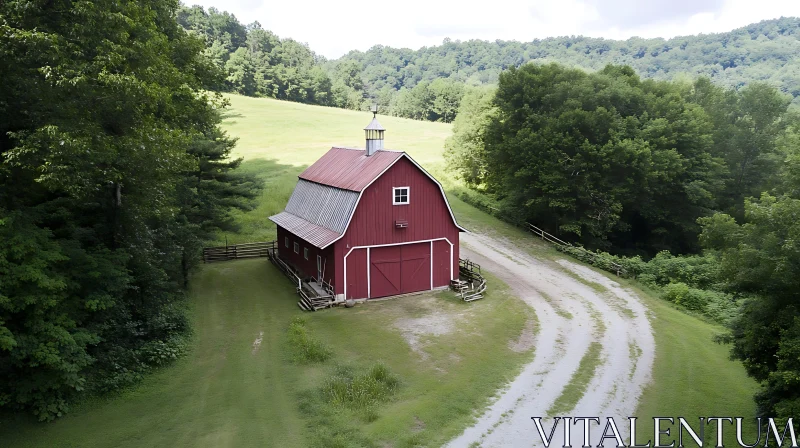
[
  {"xmin": 297, "ymin": 289, "xmax": 335, "ymax": 311},
  {"xmin": 452, "ymin": 258, "xmax": 487, "ymax": 302}
]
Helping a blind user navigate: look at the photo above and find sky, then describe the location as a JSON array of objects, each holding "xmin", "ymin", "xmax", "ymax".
[{"xmin": 188, "ymin": 0, "xmax": 800, "ymax": 59}]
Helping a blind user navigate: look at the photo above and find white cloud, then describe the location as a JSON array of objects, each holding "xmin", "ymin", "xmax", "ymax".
[{"xmin": 187, "ymin": 0, "xmax": 800, "ymax": 58}]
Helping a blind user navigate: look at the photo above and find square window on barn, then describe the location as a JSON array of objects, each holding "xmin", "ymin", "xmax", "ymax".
[
  {"xmin": 304, "ymin": 247, "xmax": 309, "ymax": 260},
  {"xmin": 284, "ymin": 237, "xmax": 289, "ymax": 248},
  {"xmin": 294, "ymin": 242, "xmax": 299, "ymax": 254},
  {"xmin": 393, "ymin": 187, "xmax": 409, "ymax": 205}
]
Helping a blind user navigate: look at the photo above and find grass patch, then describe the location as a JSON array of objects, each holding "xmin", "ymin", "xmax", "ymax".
[
  {"xmin": 286, "ymin": 317, "xmax": 332, "ymax": 363},
  {"xmin": 539, "ymin": 291, "xmax": 574, "ymax": 320},
  {"xmin": 559, "ymin": 267, "xmax": 609, "ymax": 293},
  {"xmin": 297, "ymin": 362, "xmax": 402, "ymax": 447},
  {"xmin": 555, "ymin": 308, "xmax": 573, "ymax": 320},
  {"xmin": 628, "ymin": 342, "xmax": 643, "ymax": 380},
  {"xmin": 321, "ymin": 363, "xmax": 400, "ymax": 419},
  {"xmin": 629, "ymin": 279, "xmax": 760, "ymax": 445},
  {"xmin": 547, "ymin": 342, "xmax": 604, "ymax": 416}
]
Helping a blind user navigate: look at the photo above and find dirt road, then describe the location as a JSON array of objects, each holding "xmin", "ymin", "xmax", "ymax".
[{"xmin": 446, "ymin": 232, "xmax": 655, "ymax": 447}]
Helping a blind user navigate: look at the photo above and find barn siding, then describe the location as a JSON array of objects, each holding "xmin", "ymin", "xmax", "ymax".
[
  {"xmin": 333, "ymin": 157, "xmax": 460, "ymax": 296},
  {"xmin": 277, "ymin": 226, "xmax": 336, "ymax": 285}
]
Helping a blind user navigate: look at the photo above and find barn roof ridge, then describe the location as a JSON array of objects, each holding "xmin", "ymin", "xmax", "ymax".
[
  {"xmin": 330, "ymin": 146, "xmax": 403, "ymax": 153},
  {"xmin": 298, "ymin": 147, "xmax": 404, "ymax": 192}
]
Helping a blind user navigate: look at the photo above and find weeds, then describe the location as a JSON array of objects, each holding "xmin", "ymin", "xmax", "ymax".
[
  {"xmin": 286, "ymin": 317, "xmax": 332, "ymax": 363},
  {"xmin": 322, "ymin": 363, "xmax": 400, "ymax": 413},
  {"xmin": 301, "ymin": 362, "xmax": 402, "ymax": 447}
]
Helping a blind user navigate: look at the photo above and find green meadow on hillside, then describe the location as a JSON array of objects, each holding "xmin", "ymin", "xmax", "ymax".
[{"xmin": 0, "ymin": 94, "xmax": 758, "ymax": 447}]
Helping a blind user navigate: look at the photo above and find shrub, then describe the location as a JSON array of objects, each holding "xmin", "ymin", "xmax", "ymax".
[
  {"xmin": 661, "ymin": 282, "xmax": 691, "ymax": 303},
  {"xmin": 660, "ymin": 282, "xmax": 740, "ymax": 318},
  {"xmin": 138, "ymin": 336, "xmax": 189, "ymax": 367},
  {"xmin": 556, "ymin": 245, "xmax": 643, "ymax": 278},
  {"xmin": 702, "ymin": 291, "xmax": 742, "ymax": 325},
  {"xmin": 639, "ymin": 251, "xmax": 720, "ymax": 289},
  {"xmin": 661, "ymin": 282, "xmax": 710, "ymax": 311},
  {"xmin": 286, "ymin": 317, "xmax": 332, "ymax": 363}
]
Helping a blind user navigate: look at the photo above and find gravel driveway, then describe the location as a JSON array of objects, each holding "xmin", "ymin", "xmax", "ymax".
[{"xmin": 446, "ymin": 232, "xmax": 655, "ymax": 447}]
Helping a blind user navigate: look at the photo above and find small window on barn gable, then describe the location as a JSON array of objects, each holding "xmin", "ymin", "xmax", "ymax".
[
  {"xmin": 304, "ymin": 247, "xmax": 309, "ymax": 260},
  {"xmin": 294, "ymin": 242, "xmax": 299, "ymax": 254},
  {"xmin": 393, "ymin": 187, "xmax": 409, "ymax": 205},
  {"xmin": 285, "ymin": 237, "xmax": 289, "ymax": 248}
]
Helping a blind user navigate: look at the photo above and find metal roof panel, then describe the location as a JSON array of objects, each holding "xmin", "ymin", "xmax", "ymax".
[
  {"xmin": 298, "ymin": 147, "xmax": 403, "ymax": 192},
  {"xmin": 284, "ymin": 179, "xmax": 358, "ymax": 233},
  {"xmin": 268, "ymin": 212, "xmax": 341, "ymax": 248}
]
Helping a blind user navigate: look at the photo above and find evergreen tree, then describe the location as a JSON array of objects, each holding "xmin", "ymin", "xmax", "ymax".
[{"xmin": 0, "ymin": 0, "xmax": 258, "ymax": 419}]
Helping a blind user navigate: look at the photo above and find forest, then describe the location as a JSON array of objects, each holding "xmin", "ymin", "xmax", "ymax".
[
  {"xmin": 177, "ymin": 5, "xmax": 800, "ymax": 123},
  {"xmin": 0, "ymin": 0, "xmax": 259, "ymax": 419},
  {"xmin": 444, "ymin": 63, "xmax": 800, "ymax": 422}
]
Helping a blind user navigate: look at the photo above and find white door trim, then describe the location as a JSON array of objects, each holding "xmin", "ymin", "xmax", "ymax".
[{"xmin": 343, "ymin": 237, "xmax": 454, "ymax": 300}]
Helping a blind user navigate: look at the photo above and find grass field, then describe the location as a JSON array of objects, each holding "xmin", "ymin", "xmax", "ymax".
[
  {"xmin": 0, "ymin": 260, "xmax": 533, "ymax": 447},
  {"xmin": 0, "ymin": 94, "xmax": 759, "ymax": 447}
]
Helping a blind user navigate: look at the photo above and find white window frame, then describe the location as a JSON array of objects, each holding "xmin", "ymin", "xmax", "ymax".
[
  {"xmin": 393, "ymin": 186, "xmax": 410, "ymax": 205},
  {"xmin": 284, "ymin": 236, "xmax": 289, "ymax": 248},
  {"xmin": 303, "ymin": 247, "xmax": 309, "ymax": 260},
  {"xmin": 293, "ymin": 242, "xmax": 299, "ymax": 254}
]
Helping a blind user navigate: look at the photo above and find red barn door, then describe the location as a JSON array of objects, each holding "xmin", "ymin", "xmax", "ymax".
[
  {"xmin": 346, "ymin": 241, "xmax": 444, "ymax": 300},
  {"xmin": 368, "ymin": 243, "xmax": 431, "ymax": 298},
  {"xmin": 369, "ymin": 246, "xmax": 401, "ymax": 297},
  {"xmin": 399, "ymin": 243, "xmax": 431, "ymax": 294}
]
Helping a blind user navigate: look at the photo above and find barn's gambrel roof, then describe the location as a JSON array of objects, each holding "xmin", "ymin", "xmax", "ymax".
[
  {"xmin": 299, "ymin": 147, "xmax": 403, "ymax": 192},
  {"xmin": 269, "ymin": 147, "xmax": 466, "ymax": 248}
]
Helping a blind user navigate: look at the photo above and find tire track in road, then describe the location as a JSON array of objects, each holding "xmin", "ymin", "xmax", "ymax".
[{"xmin": 445, "ymin": 233, "xmax": 655, "ymax": 448}]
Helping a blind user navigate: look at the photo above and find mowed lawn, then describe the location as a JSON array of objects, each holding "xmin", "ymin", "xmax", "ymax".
[
  {"xmin": 1, "ymin": 95, "xmax": 758, "ymax": 447},
  {"xmin": 1, "ymin": 260, "xmax": 533, "ymax": 448}
]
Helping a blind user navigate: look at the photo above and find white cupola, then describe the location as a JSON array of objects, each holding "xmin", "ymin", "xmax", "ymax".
[{"xmin": 364, "ymin": 104, "xmax": 385, "ymax": 156}]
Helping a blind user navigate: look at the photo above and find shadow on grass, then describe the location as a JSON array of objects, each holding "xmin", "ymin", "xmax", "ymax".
[
  {"xmin": 220, "ymin": 110, "xmax": 244, "ymax": 120},
  {"xmin": 217, "ymin": 158, "xmax": 308, "ymax": 246}
]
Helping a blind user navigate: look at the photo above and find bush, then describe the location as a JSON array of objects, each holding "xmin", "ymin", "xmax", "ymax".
[
  {"xmin": 639, "ymin": 251, "xmax": 720, "ymax": 289},
  {"xmin": 660, "ymin": 282, "xmax": 739, "ymax": 320},
  {"xmin": 286, "ymin": 317, "xmax": 332, "ymax": 363},
  {"xmin": 661, "ymin": 282, "xmax": 709, "ymax": 311},
  {"xmin": 661, "ymin": 282, "xmax": 691, "ymax": 303},
  {"xmin": 556, "ymin": 245, "xmax": 644, "ymax": 278},
  {"xmin": 138, "ymin": 336, "xmax": 189, "ymax": 367},
  {"xmin": 704, "ymin": 292, "xmax": 742, "ymax": 325}
]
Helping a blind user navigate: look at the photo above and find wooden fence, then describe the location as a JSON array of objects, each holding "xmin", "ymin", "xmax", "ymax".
[
  {"xmin": 202, "ymin": 241, "xmax": 274, "ymax": 263},
  {"xmin": 474, "ymin": 202, "xmax": 627, "ymax": 277}
]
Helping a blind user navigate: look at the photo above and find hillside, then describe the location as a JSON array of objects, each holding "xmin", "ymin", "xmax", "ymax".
[
  {"xmin": 178, "ymin": 9, "xmax": 800, "ymax": 115},
  {"xmin": 340, "ymin": 17, "xmax": 800, "ymax": 105}
]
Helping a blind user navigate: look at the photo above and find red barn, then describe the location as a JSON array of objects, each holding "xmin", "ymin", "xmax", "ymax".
[{"xmin": 269, "ymin": 114, "xmax": 465, "ymax": 302}]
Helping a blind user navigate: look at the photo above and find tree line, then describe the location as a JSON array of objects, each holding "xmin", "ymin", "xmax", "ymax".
[
  {"xmin": 175, "ymin": 5, "xmax": 468, "ymax": 122},
  {"xmin": 0, "ymin": 0, "xmax": 259, "ymax": 420},
  {"xmin": 180, "ymin": 6, "xmax": 800, "ymax": 125},
  {"xmin": 445, "ymin": 62, "xmax": 800, "ymax": 422}
]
